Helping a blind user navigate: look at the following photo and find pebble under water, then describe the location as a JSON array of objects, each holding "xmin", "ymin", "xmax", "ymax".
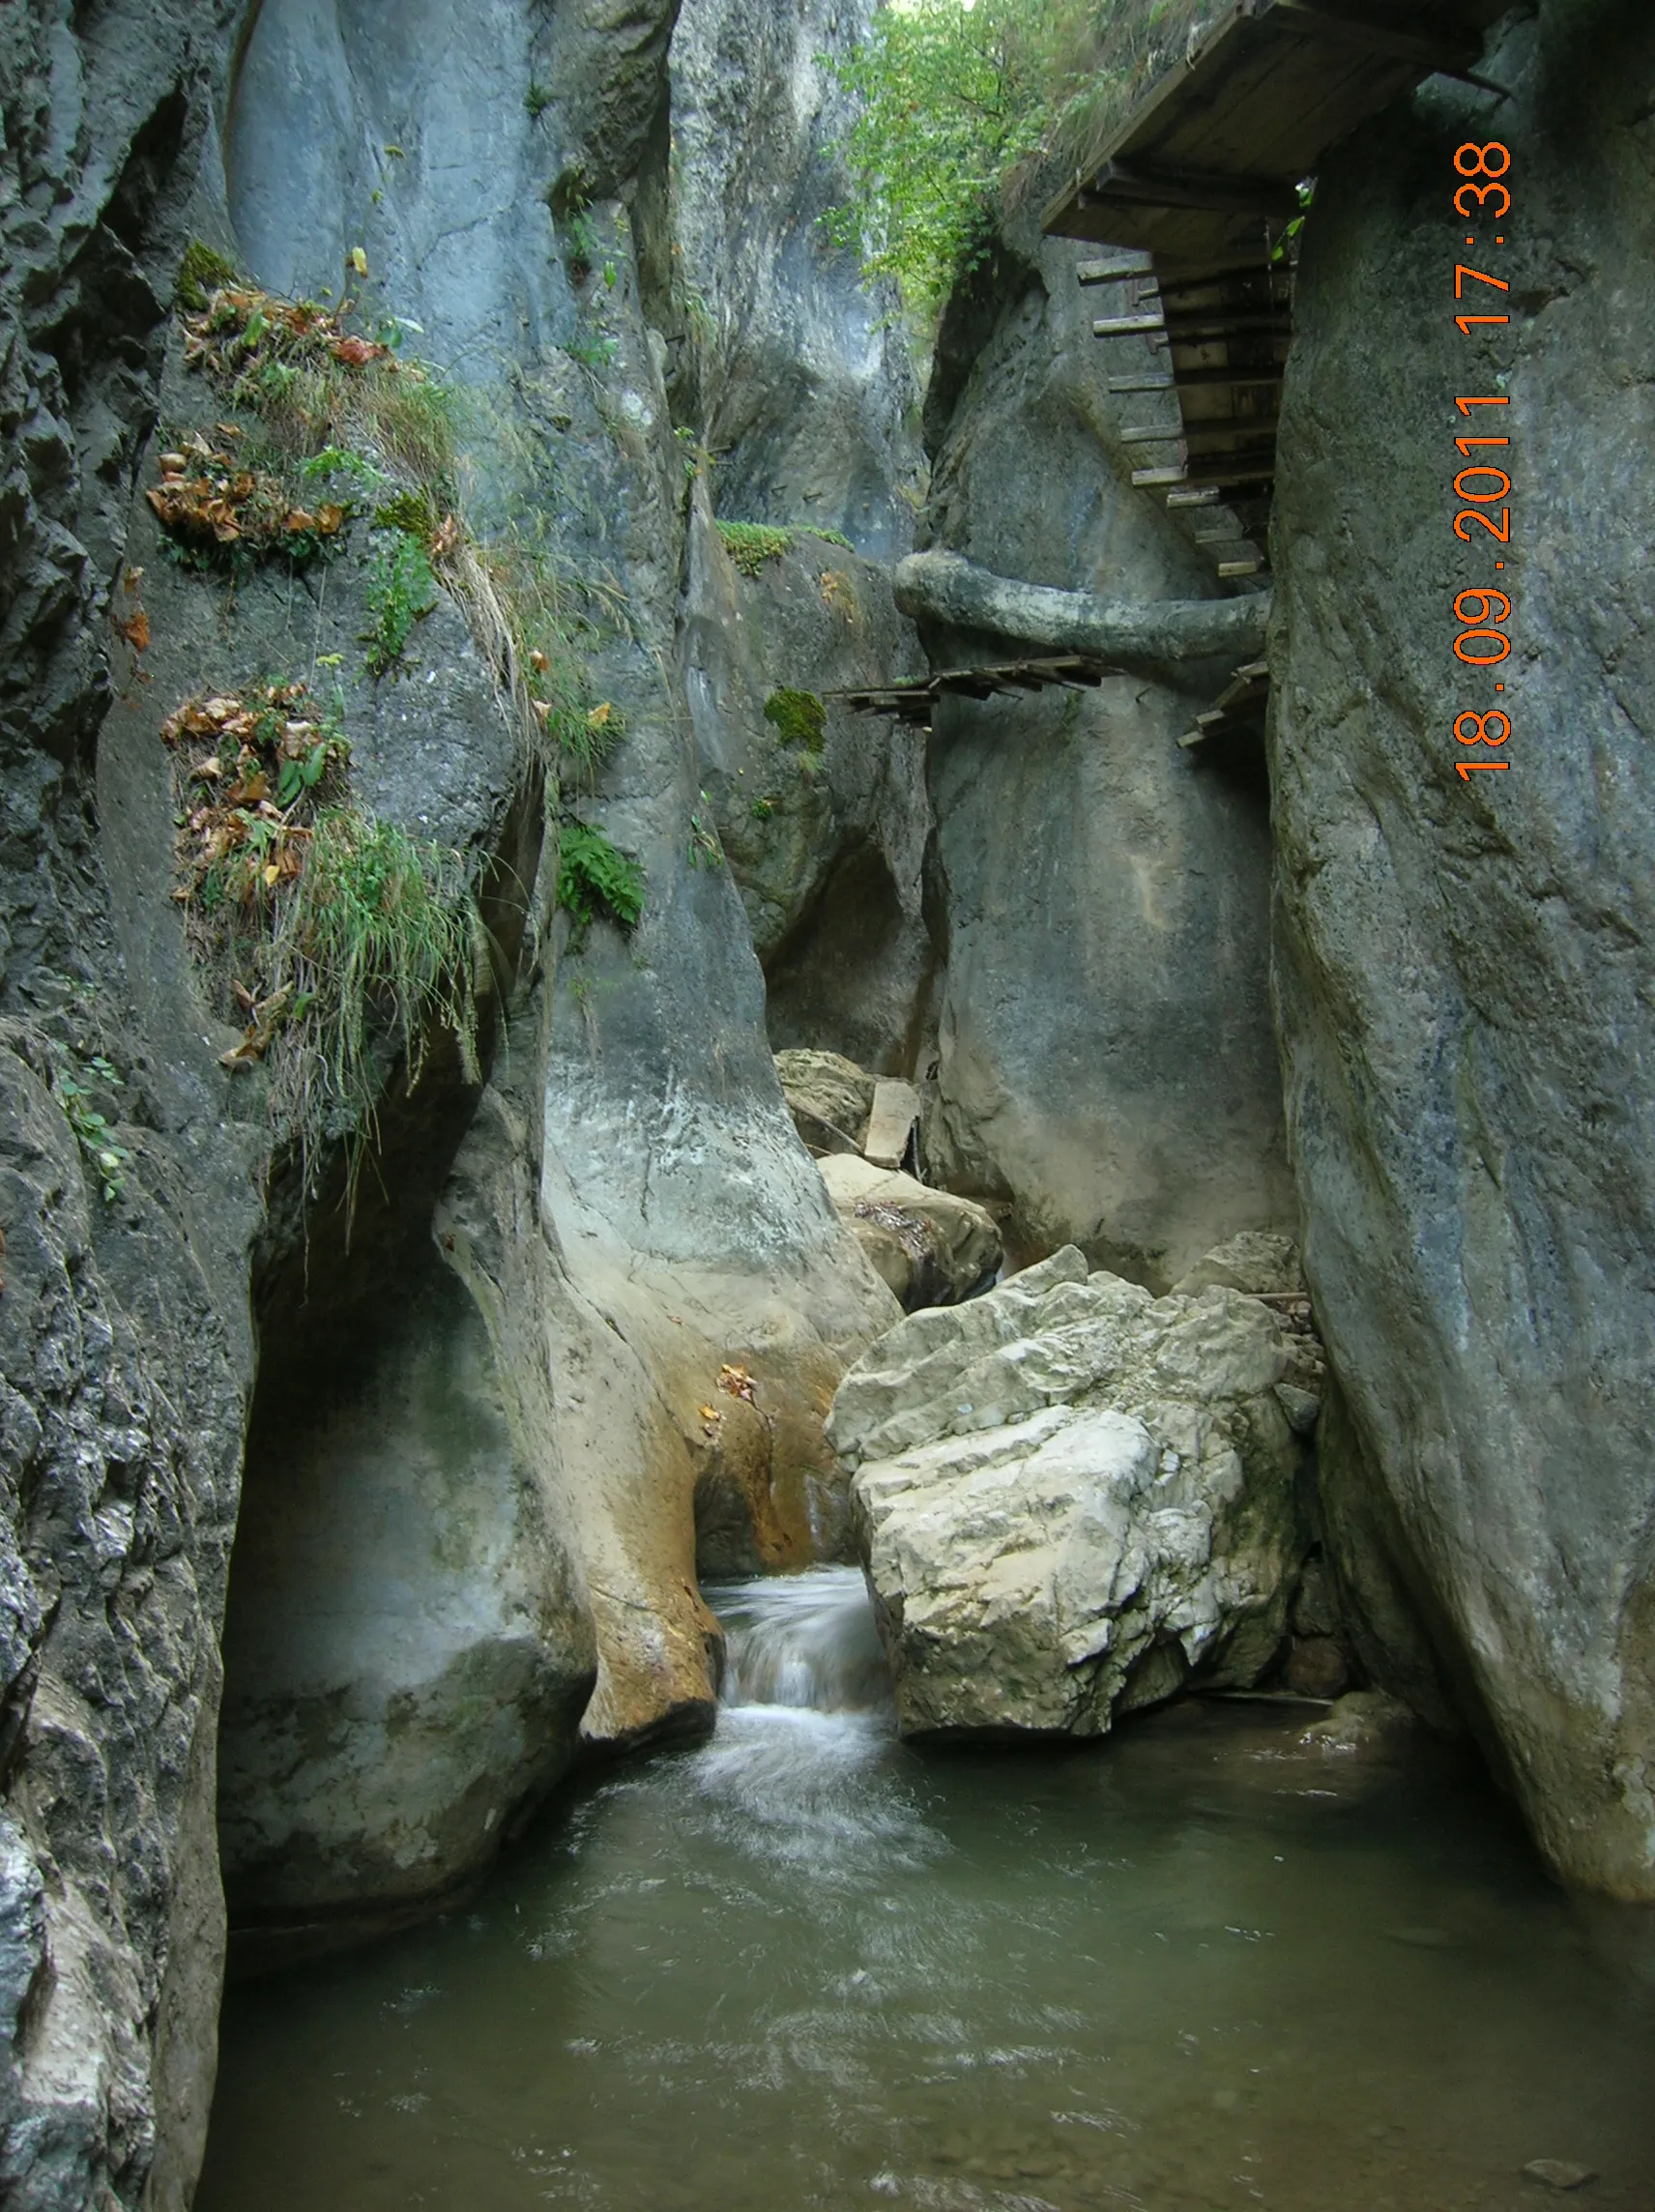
[{"xmin": 197, "ymin": 1569, "xmax": 1655, "ymax": 2211}]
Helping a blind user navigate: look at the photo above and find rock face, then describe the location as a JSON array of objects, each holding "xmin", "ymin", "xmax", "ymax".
[
  {"xmin": 0, "ymin": 7, "xmax": 258, "ymax": 2204},
  {"xmin": 818, "ymin": 1151, "xmax": 1002, "ymax": 1311},
  {"xmin": 829, "ymin": 1248, "xmax": 1305, "ymax": 1735},
  {"xmin": 1270, "ymin": 0, "xmax": 1655, "ymax": 1897},
  {"xmin": 683, "ymin": 509, "xmax": 934, "ymax": 1071},
  {"xmin": 665, "ymin": 0, "xmax": 925, "ymax": 557},
  {"xmin": 1, "ymin": 0, "xmax": 913, "ymax": 2198},
  {"xmin": 917, "ymin": 236, "xmax": 1293, "ymax": 1289},
  {"xmin": 216, "ymin": 1265, "xmax": 595, "ymax": 1948}
]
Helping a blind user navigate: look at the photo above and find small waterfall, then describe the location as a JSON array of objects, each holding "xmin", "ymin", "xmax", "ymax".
[
  {"xmin": 707, "ymin": 1566, "xmax": 891, "ymax": 1714},
  {"xmin": 693, "ymin": 1569, "xmax": 924, "ymax": 1874}
]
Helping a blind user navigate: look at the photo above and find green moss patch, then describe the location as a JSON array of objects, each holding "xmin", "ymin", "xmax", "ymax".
[{"xmin": 764, "ymin": 686, "xmax": 828, "ymax": 752}]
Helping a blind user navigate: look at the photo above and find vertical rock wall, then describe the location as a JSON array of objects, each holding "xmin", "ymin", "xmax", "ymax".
[
  {"xmin": 917, "ymin": 239, "xmax": 1292, "ymax": 1288},
  {"xmin": 1270, "ymin": 0, "xmax": 1655, "ymax": 1896}
]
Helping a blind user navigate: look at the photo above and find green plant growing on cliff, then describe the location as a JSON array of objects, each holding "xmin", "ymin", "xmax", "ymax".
[
  {"xmin": 179, "ymin": 278, "xmax": 461, "ymax": 498},
  {"xmin": 556, "ymin": 820, "xmax": 646, "ymax": 944},
  {"xmin": 266, "ymin": 810, "xmax": 483, "ymax": 1210},
  {"xmin": 362, "ymin": 528, "xmax": 439, "ymax": 676},
  {"xmin": 161, "ymin": 682, "xmax": 481, "ymax": 1222},
  {"xmin": 716, "ymin": 520, "xmax": 853, "ymax": 576},
  {"xmin": 526, "ymin": 78, "xmax": 553, "ymax": 118},
  {"xmin": 176, "ymin": 240, "xmax": 240, "ymax": 312},
  {"xmin": 438, "ymin": 528, "xmax": 630, "ymax": 785},
  {"xmin": 764, "ymin": 685, "xmax": 828, "ymax": 755},
  {"xmin": 688, "ymin": 793, "xmax": 724, "ymax": 869},
  {"xmin": 55, "ymin": 1062, "xmax": 130, "ymax": 1203}
]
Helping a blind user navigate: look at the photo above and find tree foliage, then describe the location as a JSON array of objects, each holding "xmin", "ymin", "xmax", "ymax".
[{"xmin": 823, "ymin": 0, "xmax": 1224, "ymax": 315}]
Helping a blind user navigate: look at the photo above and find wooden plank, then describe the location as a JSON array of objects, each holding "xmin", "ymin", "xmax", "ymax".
[
  {"xmin": 1077, "ymin": 255, "xmax": 1152, "ymax": 284},
  {"xmin": 1171, "ymin": 363, "xmax": 1287, "ymax": 391},
  {"xmin": 1270, "ymin": 0, "xmax": 1504, "ymax": 90},
  {"xmin": 864, "ymin": 1080, "xmax": 921, "ymax": 1171},
  {"xmin": 1132, "ymin": 464, "xmax": 1188, "ymax": 487},
  {"xmin": 1217, "ymin": 558, "xmax": 1263, "ymax": 577},
  {"xmin": 1119, "ymin": 423, "xmax": 1183, "ymax": 444},
  {"xmin": 1086, "ymin": 160, "xmax": 1302, "ymax": 221},
  {"xmin": 1166, "ymin": 486, "xmax": 1224, "ymax": 508},
  {"xmin": 1109, "ymin": 373, "xmax": 1176, "ymax": 393},
  {"xmin": 1091, "ymin": 312, "xmax": 1168, "ymax": 337}
]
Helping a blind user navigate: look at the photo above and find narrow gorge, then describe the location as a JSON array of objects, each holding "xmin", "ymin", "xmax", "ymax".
[{"xmin": 0, "ymin": 0, "xmax": 1651, "ymax": 2206}]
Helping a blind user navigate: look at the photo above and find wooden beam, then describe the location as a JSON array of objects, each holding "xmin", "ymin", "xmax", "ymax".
[
  {"xmin": 1084, "ymin": 160, "xmax": 1302, "ymax": 221},
  {"xmin": 1119, "ymin": 423, "xmax": 1184, "ymax": 444},
  {"xmin": 1132, "ymin": 464, "xmax": 1188, "ymax": 487},
  {"xmin": 1109, "ymin": 373, "xmax": 1176, "ymax": 393},
  {"xmin": 1077, "ymin": 256, "xmax": 1151, "ymax": 285},
  {"xmin": 1092, "ymin": 312, "xmax": 1169, "ymax": 338},
  {"xmin": 1170, "ymin": 364, "xmax": 1288, "ymax": 391},
  {"xmin": 1268, "ymin": 0, "xmax": 1508, "ymax": 93},
  {"xmin": 1162, "ymin": 308, "xmax": 1295, "ymax": 340},
  {"xmin": 1166, "ymin": 487, "xmax": 1224, "ymax": 508}
]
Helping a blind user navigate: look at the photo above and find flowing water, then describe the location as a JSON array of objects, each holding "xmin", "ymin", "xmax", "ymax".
[{"xmin": 198, "ymin": 1568, "xmax": 1655, "ymax": 2211}]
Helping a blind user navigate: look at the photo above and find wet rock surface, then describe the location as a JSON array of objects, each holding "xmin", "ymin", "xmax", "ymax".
[{"xmin": 829, "ymin": 1247, "xmax": 1305, "ymax": 1736}]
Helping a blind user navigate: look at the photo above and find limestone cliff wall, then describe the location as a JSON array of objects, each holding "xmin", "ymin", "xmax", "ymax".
[
  {"xmin": 0, "ymin": 0, "xmax": 911, "ymax": 2199},
  {"xmin": 1270, "ymin": 0, "xmax": 1655, "ymax": 1896},
  {"xmin": 916, "ymin": 237, "xmax": 1293, "ymax": 1288}
]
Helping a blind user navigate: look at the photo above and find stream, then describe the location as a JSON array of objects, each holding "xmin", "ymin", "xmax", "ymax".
[{"xmin": 197, "ymin": 1569, "xmax": 1655, "ymax": 2210}]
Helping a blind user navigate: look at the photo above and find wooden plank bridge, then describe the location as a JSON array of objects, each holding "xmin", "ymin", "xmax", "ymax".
[
  {"xmin": 1038, "ymin": 0, "xmax": 1510, "ymax": 742},
  {"xmin": 828, "ymin": 655, "xmax": 1120, "ymax": 731},
  {"xmin": 1042, "ymin": 0, "xmax": 1511, "ymax": 590}
]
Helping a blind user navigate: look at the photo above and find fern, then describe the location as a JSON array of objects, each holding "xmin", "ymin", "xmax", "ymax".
[{"xmin": 556, "ymin": 820, "xmax": 645, "ymax": 942}]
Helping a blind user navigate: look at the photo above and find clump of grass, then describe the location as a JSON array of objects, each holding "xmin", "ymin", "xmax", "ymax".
[
  {"xmin": 267, "ymin": 809, "xmax": 483, "ymax": 1165},
  {"xmin": 363, "ymin": 528, "xmax": 438, "ymax": 677},
  {"xmin": 179, "ymin": 278, "xmax": 461, "ymax": 497},
  {"xmin": 556, "ymin": 819, "xmax": 645, "ymax": 946},
  {"xmin": 526, "ymin": 78, "xmax": 553, "ymax": 118},
  {"xmin": 716, "ymin": 519, "xmax": 853, "ymax": 576},
  {"xmin": 440, "ymin": 529, "xmax": 628, "ymax": 785},
  {"xmin": 764, "ymin": 686, "xmax": 828, "ymax": 752},
  {"xmin": 162, "ymin": 682, "xmax": 481, "ymax": 1226}
]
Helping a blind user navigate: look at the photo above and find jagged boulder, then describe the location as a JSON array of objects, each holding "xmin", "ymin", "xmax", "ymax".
[
  {"xmin": 828, "ymin": 1247, "xmax": 1306, "ymax": 1736},
  {"xmin": 1172, "ymin": 1230, "xmax": 1302, "ymax": 1298},
  {"xmin": 776, "ymin": 1048, "xmax": 877, "ymax": 1152},
  {"xmin": 819, "ymin": 1152, "xmax": 1002, "ymax": 1309}
]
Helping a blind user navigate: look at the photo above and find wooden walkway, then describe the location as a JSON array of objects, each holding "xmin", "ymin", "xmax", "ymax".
[
  {"xmin": 1042, "ymin": 0, "xmax": 1510, "ymax": 584},
  {"xmin": 828, "ymin": 655, "xmax": 1119, "ymax": 731}
]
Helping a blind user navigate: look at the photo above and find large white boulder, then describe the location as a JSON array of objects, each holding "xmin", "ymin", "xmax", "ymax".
[{"xmin": 828, "ymin": 1248, "xmax": 1306, "ymax": 1735}]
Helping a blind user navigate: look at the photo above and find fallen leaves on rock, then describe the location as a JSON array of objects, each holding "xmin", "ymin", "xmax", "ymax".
[
  {"xmin": 161, "ymin": 682, "xmax": 348, "ymax": 917},
  {"xmin": 717, "ymin": 1362, "xmax": 757, "ymax": 1404},
  {"xmin": 182, "ymin": 283, "xmax": 395, "ymax": 383},
  {"xmin": 147, "ymin": 432, "xmax": 345, "ymax": 555}
]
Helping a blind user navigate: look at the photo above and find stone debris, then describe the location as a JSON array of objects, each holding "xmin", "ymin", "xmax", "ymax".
[
  {"xmin": 1523, "ymin": 2161, "xmax": 1598, "ymax": 2192},
  {"xmin": 862, "ymin": 1077, "xmax": 921, "ymax": 1169}
]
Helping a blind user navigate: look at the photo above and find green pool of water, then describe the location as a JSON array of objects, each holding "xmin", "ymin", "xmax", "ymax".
[{"xmin": 198, "ymin": 1569, "xmax": 1655, "ymax": 2211}]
